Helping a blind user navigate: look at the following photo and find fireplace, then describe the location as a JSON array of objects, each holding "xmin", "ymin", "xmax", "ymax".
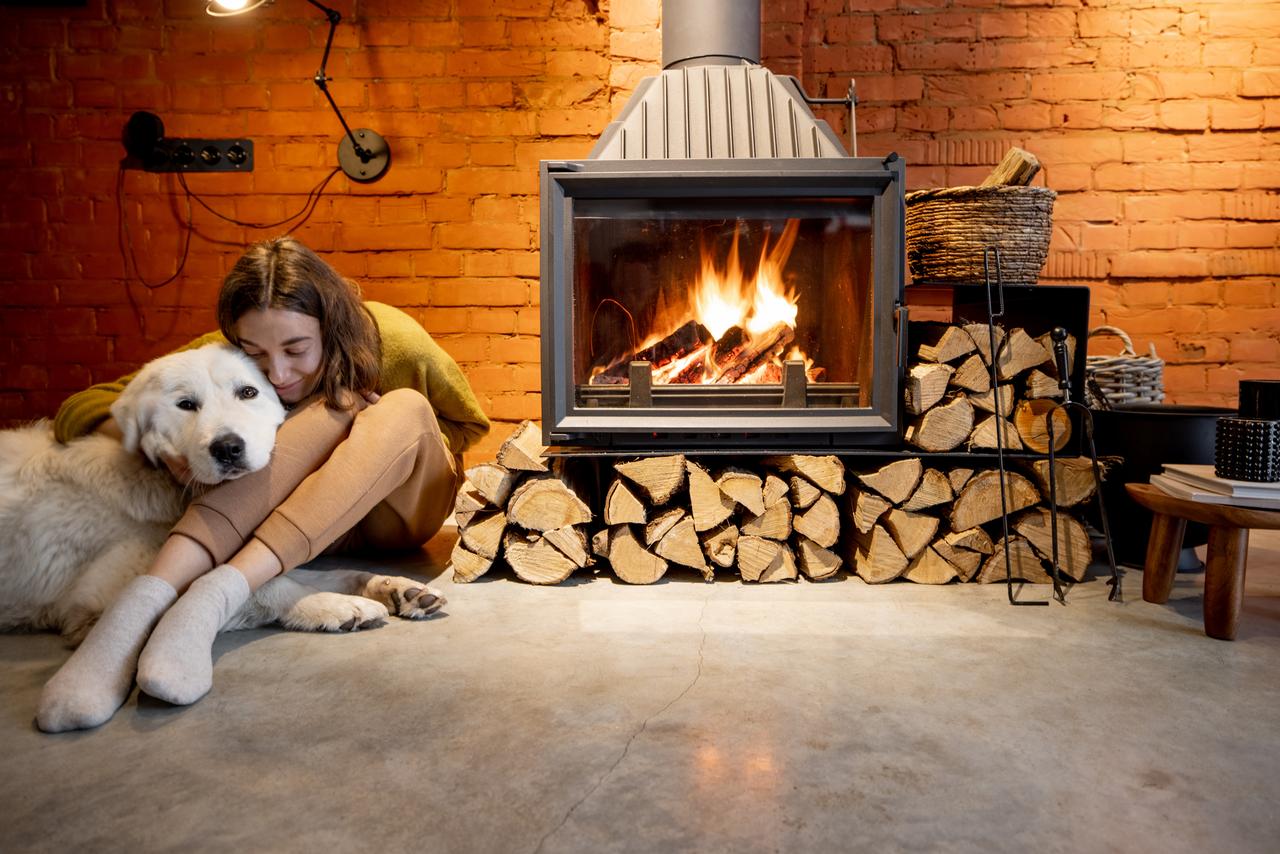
[{"xmin": 538, "ymin": 1, "xmax": 906, "ymax": 450}]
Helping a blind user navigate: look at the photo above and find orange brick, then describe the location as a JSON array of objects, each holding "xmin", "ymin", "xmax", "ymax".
[
  {"xmin": 1231, "ymin": 336, "xmax": 1280, "ymax": 362},
  {"xmin": 1094, "ymin": 164, "xmax": 1143, "ymax": 192},
  {"xmin": 1129, "ymin": 224, "xmax": 1178, "ymax": 251},
  {"xmin": 1226, "ymin": 223, "xmax": 1280, "ymax": 248},
  {"xmin": 1210, "ymin": 100, "xmax": 1264, "ymax": 130},
  {"xmin": 1110, "ymin": 251, "xmax": 1210, "ymax": 279},
  {"xmin": 429, "ymin": 278, "xmax": 529, "ymax": 306},
  {"xmin": 1163, "ymin": 364, "xmax": 1209, "ymax": 392},
  {"xmin": 1224, "ymin": 280, "xmax": 1277, "ymax": 304},
  {"xmin": 1121, "ymin": 281, "xmax": 1172, "ymax": 307}
]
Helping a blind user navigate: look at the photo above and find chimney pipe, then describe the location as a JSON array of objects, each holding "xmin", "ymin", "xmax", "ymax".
[{"xmin": 661, "ymin": 0, "xmax": 761, "ymax": 70}]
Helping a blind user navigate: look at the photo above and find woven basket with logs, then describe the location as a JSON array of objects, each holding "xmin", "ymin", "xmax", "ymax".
[{"xmin": 448, "ymin": 422, "xmax": 1100, "ymax": 587}]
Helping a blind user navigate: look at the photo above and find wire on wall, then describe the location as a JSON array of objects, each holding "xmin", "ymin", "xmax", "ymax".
[{"xmin": 116, "ymin": 165, "xmax": 344, "ymax": 339}]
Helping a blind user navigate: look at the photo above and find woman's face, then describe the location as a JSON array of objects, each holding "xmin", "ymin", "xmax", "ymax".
[{"xmin": 233, "ymin": 308, "xmax": 324, "ymax": 404}]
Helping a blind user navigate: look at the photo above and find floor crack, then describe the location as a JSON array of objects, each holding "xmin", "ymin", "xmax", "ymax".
[{"xmin": 531, "ymin": 589, "xmax": 712, "ymax": 854}]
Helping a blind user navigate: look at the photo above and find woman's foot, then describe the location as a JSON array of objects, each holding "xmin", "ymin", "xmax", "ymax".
[{"xmin": 36, "ymin": 575, "xmax": 177, "ymax": 733}]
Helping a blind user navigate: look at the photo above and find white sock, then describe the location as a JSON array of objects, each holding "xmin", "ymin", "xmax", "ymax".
[
  {"xmin": 136, "ymin": 565, "xmax": 251, "ymax": 706},
  {"xmin": 36, "ymin": 575, "xmax": 177, "ymax": 733}
]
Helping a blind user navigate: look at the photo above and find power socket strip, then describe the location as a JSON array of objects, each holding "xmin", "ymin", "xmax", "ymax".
[{"xmin": 135, "ymin": 138, "xmax": 255, "ymax": 173}]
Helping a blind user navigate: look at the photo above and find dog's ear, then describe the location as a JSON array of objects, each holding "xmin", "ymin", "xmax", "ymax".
[{"xmin": 110, "ymin": 372, "xmax": 156, "ymax": 455}]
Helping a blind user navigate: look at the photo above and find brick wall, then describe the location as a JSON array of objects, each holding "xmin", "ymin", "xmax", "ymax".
[{"xmin": 0, "ymin": 0, "xmax": 1277, "ymax": 464}]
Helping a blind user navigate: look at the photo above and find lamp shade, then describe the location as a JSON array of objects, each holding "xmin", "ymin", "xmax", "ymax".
[{"xmin": 206, "ymin": 0, "xmax": 272, "ymax": 16}]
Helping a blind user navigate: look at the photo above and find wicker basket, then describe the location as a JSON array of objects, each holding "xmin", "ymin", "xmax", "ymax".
[
  {"xmin": 905, "ymin": 185, "xmax": 1057, "ymax": 285},
  {"xmin": 1085, "ymin": 326, "xmax": 1165, "ymax": 407}
]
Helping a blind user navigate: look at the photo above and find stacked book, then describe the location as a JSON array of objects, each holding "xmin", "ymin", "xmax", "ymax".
[{"xmin": 1151, "ymin": 464, "xmax": 1280, "ymax": 510}]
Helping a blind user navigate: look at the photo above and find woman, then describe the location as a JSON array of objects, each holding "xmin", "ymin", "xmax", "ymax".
[{"xmin": 37, "ymin": 236, "xmax": 489, "ymax": 732}]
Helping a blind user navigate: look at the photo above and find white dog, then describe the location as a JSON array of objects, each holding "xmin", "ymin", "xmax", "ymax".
[{"xmin": 0, "ymin": 343, "xmax": 444, "ymax": 646}]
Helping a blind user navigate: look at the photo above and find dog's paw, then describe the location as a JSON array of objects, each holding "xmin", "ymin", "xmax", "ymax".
[
  {"xmin": 281, "ymin": 592, "xmax": 389, "ymax": 633},
  {"xmin": 362, "ymin": 575, "xmax": 447, "ymax": 620}
]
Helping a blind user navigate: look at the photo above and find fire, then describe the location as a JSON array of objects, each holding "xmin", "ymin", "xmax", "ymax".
[
  {"xmin": 587, "ymin": 218, "xmax": 821, "ymax": 386},
  {"xmin": 695, "ymin": 220, "xmax": 801, "ymax": 341}
]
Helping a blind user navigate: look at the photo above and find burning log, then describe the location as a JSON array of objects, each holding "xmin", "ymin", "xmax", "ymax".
[
  {"xmin": 711, "ymin": 322, "xmax": 795, "ymax": 384},
  {"xmin": 592, "ymin": 320, "xmax": 712, "ymax": 384}
]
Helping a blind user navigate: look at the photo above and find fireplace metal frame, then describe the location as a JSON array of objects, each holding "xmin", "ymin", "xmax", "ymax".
[{"xmin": 539, "ymin": 155, "xmax": 906, "ymax": 450}]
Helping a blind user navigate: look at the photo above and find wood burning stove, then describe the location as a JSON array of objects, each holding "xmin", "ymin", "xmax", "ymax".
[{"xmin": 540, "ymin": 157, "xmax": 906, "ymax": 450}]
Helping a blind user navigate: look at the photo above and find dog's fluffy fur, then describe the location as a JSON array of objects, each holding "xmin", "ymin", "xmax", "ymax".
[{"xmin": 0, "ymin": 343, "xmax": 443, "ymax": 645}]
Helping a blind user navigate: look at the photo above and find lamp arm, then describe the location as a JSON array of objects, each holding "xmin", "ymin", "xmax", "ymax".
[{"xmin": 306, "ymin": 0, "xmax": 371, "ymax": 162}]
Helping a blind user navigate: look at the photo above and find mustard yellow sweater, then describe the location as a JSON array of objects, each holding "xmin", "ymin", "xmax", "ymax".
[{"xmin": 54, "ymin": 301, "xmax": 490, "ymax": 455}]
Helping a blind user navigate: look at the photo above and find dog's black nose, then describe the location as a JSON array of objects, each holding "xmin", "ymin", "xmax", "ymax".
[{"xmin": 209, "ymin": 433, "xmax": 246, "ymax": 467}]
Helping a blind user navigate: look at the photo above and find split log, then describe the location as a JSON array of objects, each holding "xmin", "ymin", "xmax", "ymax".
[
  {"xmin": 793, "ymin": 493, "xmax": 840, "ymax": 549},
  {"xmin": 459, "ymin": 510, "xmax": 506, "ymax": 560},
  {"xmin": 931, "ymin": 538, "xmax": 983, "ymax": 582},
  {"xmin": 979, "ymin": 146, "xmax": 1041, "ymax": 188},
  {"xmin": 906, "ymin": 395, "xmax": 975, "ymax": 452},
  {"xmin": 975, "ymin": 535, "xmax": 1052, "ymax": 584},
  {"xmin": 763, "ymin": 455, "xmax": 846, "ymax": 495},
  {"xmin": 763, "ymin": 474, "xmax": 789, "ymax": 509},
  {"xmin": 905, "ymin": 362, "xmax": 954, "ymax": 415},
  {"xmin": 506, "ymin": 476, "xmax": 593, "ymax": 532},
  {"xmin": 604, "ymin": 479, "xmax": 647, "ymax": 526},
  {"xmin": 900, "ymin": 468, "xmax": 953, "ymax": 512},
  {"xmin": 712, "ymin": 322, "xmax": 794, "ymax": 383},
  {"xmin": 503, "ymin": 530, "xmax": 579, "ymax": 585},
  {"xmin": 851, "ymin": 489, "xmax": 892, "ymax": 534},
  {"xmin": 883, "ymin": 508, "xmax": 941, "ymax": 561},
  {"xmin": 737, "ymin": 535, "xmax": 784, "ymax": 582},
  {"xmin": 853, "ymin": 524, "xmax": 908, "ymax": 584},
  {"xmin": 716, "ymin": 468, "xmax": 765, "ymax": 516},
  {"xmin": 686, "ymin": 460, "xmax": 736, "ymax": 531},
  {"xmin": 950, "ymin": 470, "xmax": 1041, "ymax": 531},
  {"xmin": 466, "ymin": 463, "xmax": 520, "ymax": 508},
  {"xmin": 789, "ymin": 475, "xmax": 822, "ymax": 510},
  {"xmin": 902, "ymin": 546, "xmax": 959, "ymax": 584},
  {"xmin": 608, "ymin": 525, "xmax": 668, "ymax": 584},
  {"xmin": 591, "ymin": 528, "xmax": 611, "ymax": 560},
  {"xmin": 453, "ymin": 482, "xmax": 487, "ymax": 526},
  {"xmin": 543, "ymin": 525, "xmax": 590, "ymax": 569},
  {"xmin": 949, "ymin": 354, "xmax": 991, "ymax": 394},
  {"xmin": 947, "ymin": 467, "xmax": 975, "ymax": 493},
  {"xmin": 615, "ymin": 455, "xmax": 686, "ymax": 504},
  {"xmin": 796, "ymin": 537, "xmax": 842, "ymax": 581},
  {"xmin": 645, "ymin": 507, "xmax": 685, "ymax": 546},
  {"xmin": 945, "ymin": 527, "xmax": 994, "ymax": 555},
  {"xmin": 917, "ymin": 323, "xmax": 978, "ymax": 364},
  {"xmin": 740, "ymin": 500, "xmax": 793, "ymax": 541},
  {"xmin": 969, "ymin": 384, "xmax": 1016, "ymax": 416},
  {"xmin": 760, "ymin": 543, "xmax": 798, "ymax": 583},
  {"xmin": 963, "ymin": 323, "xmax": 1006, "ymax": 367},
  {"xmin": 654, "ymin": 516, "xmax": 713, "ymax": 580},
  {"xmin": 1013, "ymin": 399, "xmax": 1071, "ymax": 454},
  {"xmin": 969, "ymin": 415, "xmax": 1019, "ymax": 451},
  {"xmin": 700, "ymin": 523, "xmax": 739, "ymax": 569},
  {"xmin": 856, "ymin": 458, "xmax": 922, "ymax": 505},
  {"xmin": 450, "ymin": 540, "xmax": 494, "ymax": 583},
  {"xmin": 995, "ymin": 328, "xmax": 1050, "ymax": 381},
  {"xmin": 1028, "ymin": 458, "xmax": 1098, "ymax": 507},
  {"xmin": 1013, "ymin": 508, "xmax": 1092, "ymax": 583},
  {"xmin": 496, "ymin": 420, "xmax": 548, "ymax": 472},
  {"xmin": 1024, "ymin": 369, "xmax": 1063, "ymax": 400}
]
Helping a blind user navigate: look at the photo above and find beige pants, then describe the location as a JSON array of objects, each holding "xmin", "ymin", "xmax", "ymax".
[{"xmin": 171, "ymin": 388, "xmax": 460, "ymax": 571}]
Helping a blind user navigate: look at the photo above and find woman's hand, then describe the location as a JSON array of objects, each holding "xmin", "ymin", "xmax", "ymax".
[
  {"xmin": 361, "ymin": 390, "xmax": 381, "ymax": 405},
  {"xmin": 159, "ymin": 452, "xmax": 195, "ymax": 486},
  {"xmin": 94, "ymin": 417, "xmax": 124, "ymax": 441}
]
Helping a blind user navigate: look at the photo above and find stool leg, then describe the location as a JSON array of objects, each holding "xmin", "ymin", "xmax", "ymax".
[
  {"xmin": 1204, "ymin": 526, "xmax": 1248, "ymax": 641},
  {"xmin": 1143, "ymin": 513, "xmax": 1185, "ymax": 605}
]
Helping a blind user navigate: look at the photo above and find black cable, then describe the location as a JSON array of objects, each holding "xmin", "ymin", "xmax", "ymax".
[
  {"xmin": 117, "ymin": 165, "xmax": 193, "ymax": 291},
  {"xmin": 176, "ymin": 166, "xmax": 341, "ymax": 230}
]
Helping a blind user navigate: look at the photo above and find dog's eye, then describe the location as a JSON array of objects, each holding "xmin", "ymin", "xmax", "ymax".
[
  {"xmin": 237, "ymin": 386, "xmax": 259, "ymax": 400},
  {"xmin": 176, "ymin": 398, "xmax": 199, "ymax": 412}
]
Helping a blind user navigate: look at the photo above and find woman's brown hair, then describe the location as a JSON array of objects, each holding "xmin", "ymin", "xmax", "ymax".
[{"xmin": 217, "ymin": 236, "xmax": 381, "ymax": 408}]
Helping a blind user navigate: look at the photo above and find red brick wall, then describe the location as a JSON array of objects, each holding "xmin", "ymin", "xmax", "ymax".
[{"xmin": 1, "ymin": 0, "xmax": 1277, "ymax": 463}]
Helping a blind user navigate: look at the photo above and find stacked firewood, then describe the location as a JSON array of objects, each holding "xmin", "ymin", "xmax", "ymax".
[
  {"xmin": 449, "ymin": 421, "xmax": 596, "ymax": 585},
  {"xmin": 593, "ymin": 453, "xmax": 846, "ymax": 583},
  {"xmin": 848, "ymin": 456, "xmax": 1097, "ymax": 584},
  {"xmin": 448, "ymin": 422, "xmax": 1101, "ymax": 587},
  {"xmin": 904, "ymin": 322, "xmax": 1076, "ymax": 454}
]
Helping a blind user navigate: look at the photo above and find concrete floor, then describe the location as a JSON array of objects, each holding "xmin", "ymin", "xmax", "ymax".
[{"xmin": 2, "ymin": 530, "xmax": 1278, "ymax": 854}]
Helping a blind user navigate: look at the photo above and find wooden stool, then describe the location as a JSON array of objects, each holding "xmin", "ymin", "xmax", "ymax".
[{"xmin": 1126, "ymin": 483, "xmax": 1280, "ymax": 640}]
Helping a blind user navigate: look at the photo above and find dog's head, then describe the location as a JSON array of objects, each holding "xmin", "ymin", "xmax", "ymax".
[{"xmin": 110, "ymin": 344, "xmax": 287, "ymax": 485}]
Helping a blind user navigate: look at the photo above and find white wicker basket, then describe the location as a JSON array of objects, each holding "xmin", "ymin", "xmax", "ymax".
[{"xmin": 1085, "ymin": 326, "xmax": 1165, "ymax": 407}]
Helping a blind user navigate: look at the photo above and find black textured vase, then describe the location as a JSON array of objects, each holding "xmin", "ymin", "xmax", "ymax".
[{"xmin": 1215, "ymin": 417, "xmax": 1280, "ymax": 482}]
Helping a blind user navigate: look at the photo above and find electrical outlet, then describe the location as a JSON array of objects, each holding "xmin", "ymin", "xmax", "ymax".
[{"xmin": 137, "ymin": 138, "xmax": 255, "ymax": 173}]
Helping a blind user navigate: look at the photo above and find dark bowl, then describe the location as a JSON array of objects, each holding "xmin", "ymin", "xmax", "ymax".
[{"xmin": 1086, "ymin": 404, "xmax": 1235, "ymax": 566}]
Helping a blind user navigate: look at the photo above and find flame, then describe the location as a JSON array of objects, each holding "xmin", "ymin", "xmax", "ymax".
[{"xmin": 694, "ymin": 220, "xmax": 802, "ymax": 342}]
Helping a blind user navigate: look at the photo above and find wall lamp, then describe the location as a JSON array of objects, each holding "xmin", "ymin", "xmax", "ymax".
[{"xmin": 207, "ymin": 0, "xmax": 391, "ymax": 182}]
